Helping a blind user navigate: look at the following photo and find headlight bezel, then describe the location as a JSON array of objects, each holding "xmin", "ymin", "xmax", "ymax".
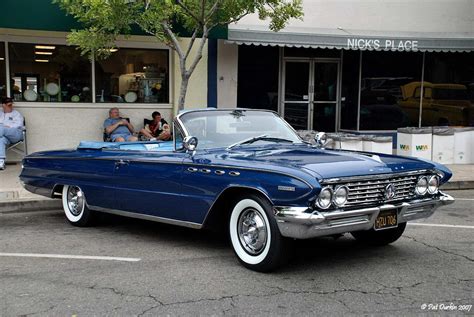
[
  {"xmin": 427, "ymin": 175, "xmax": 440, "ymax": 194},
  {"xmin": 316, "ymin": 186, "xmax": 333, "ymax": 209},
  {"xmin": 415, "ymin": 176, "xmax": 429, "ymax": 196},
  {"xmin": 333, "ymin": 185, "xmax": 349, "ymax": 207}
]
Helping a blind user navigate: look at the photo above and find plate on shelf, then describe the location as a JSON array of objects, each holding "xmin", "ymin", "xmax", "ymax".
[
  {"xmin": 23, "ymin": 89, "xmax": 37, "ymax": 101},
  {"xmin": 125, "ymin": 91, "xmax": 137, "ymax": 103},
  {"xmin": 46, "ymin": 82, "xmax": 60, "ymax": 96},
  {"xmin": 71, "ymin": 95, "xmax": 80, "ymax": 102}
]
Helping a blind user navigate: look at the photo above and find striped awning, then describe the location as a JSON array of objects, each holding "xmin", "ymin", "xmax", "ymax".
[{"xmin": 227, "ymin": 27, "xmax": 474, "ymax": 52}]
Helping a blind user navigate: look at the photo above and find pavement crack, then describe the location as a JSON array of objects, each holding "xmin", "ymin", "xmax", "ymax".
[
  {"xmin": 137, "ymin": 293, "xmax": 164, "ymax": 317},
  {"xmin": 23, "ymin": 304, "xmax": 57, "ymax": 316},
  {"xmin": 404, "ymin": 235, "xmax": 474, "ymax": 262}
]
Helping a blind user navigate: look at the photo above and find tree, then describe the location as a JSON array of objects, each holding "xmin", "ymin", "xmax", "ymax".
[{"xmin": 54, "ymin": 0, "xmax": 303, "ymax": 110}]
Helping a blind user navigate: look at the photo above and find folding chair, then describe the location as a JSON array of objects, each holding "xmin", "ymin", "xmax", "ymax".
[
  {"xmin": 103, "ymin": 118, "xmax": 130, "ymax": 141},
  {"xmin": 7, "ymin": 118, "xmax": 27, "ymax": 156}
]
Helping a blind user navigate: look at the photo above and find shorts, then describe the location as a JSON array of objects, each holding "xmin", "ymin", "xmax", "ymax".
[{"xmin": 111, "ymin": 133, "xmax": 133, "ymax": 142}]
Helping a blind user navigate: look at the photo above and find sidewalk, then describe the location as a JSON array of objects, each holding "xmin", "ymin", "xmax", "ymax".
[{"xmin": 1, "ymin": 163, "xmax": 473, "ymax": 212}]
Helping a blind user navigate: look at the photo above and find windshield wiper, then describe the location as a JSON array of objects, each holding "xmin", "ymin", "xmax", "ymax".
[{"xmin": 227, "ymin": 134, "xmax": 293, "ymax": 150}]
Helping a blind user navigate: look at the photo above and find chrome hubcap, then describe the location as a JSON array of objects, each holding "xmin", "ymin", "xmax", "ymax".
[
  {"xmin": 67, "ymin": 186, "xmax": 84, "ymax": 216},
  {"xmin": 238, "ymin": 208, "xmax": 267, "ymax": 255}
]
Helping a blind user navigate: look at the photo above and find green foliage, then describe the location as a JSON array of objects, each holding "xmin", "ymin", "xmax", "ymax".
[
  {"xmin": 54, "ymin": 0, "xmax": 303, "ymax": 109},
  {"xmin": 54, "ymin": 0, "xmax": 303, "ymax": 59}
]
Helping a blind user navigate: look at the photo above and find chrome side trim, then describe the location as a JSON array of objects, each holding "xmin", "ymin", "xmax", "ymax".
[
  {"xmin": 321, "ymin": 169, "xmax": 432, "ymax": 184},
  {"xmin": 273, "ymin": 192, "xmax": 454, "ymax": 239},
  {"xmin": 89, "ymin": 205, "xmax": 202, "ymax": 229}
]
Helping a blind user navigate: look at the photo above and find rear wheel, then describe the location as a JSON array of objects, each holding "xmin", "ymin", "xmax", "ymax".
[
  {"xmin": 228, "ymin": 194, "xmax": 289, "ymax": 272},
  {"xmin": 351, "ymin": 222, "xmax": 407, "ymax": 246},
  {"xmin": 62, "ymin": 185, "xmax": 95, "ymax": 227}
]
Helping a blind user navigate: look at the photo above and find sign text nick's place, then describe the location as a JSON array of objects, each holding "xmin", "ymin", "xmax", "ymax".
[{"xmin": 347, "ymin": 38, "xmax": 419, "ymax": 51}]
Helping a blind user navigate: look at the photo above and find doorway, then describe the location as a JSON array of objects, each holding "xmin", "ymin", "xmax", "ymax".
[{"xmin": 282, "ymin": 59, "xmax": 340, "ymax": 132}]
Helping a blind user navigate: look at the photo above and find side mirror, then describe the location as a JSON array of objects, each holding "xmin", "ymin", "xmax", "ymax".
[
  {"xmin": 314, "ymin": 132, "xmax": 328, "ymax": 148},
  {"xmin": 183, "ymin": 136, "xmax": 198, "ymax": 152}
]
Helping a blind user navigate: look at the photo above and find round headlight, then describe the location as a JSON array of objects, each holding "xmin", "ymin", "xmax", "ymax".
[
  {"xmin": 316, "ymin": 187, "xmax": 333, "ymax": 209},
  {"xmin": 333, "ymin": 186, "xmax": 349, "ymax": 207},
  {"xmin": 415, "ymin": 176, "xmax": 429, "ymax": 195},
  {"xmin": 428, "ymin": 175, "xmax": 439, "ymax": 194}
]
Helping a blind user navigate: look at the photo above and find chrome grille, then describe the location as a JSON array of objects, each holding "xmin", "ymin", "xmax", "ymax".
[{"xmin": 324, "ymin": 172, "xmax": 429, "ymax": 207}]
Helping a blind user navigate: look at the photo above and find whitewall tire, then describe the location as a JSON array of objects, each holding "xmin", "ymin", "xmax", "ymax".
[
  {"xmin": 62, "ymin": 185, "xmax": 95, "ymax": 227},
  {"xmin": 229, "ymin": 194, "xmax": 289, "ymax": 272}
]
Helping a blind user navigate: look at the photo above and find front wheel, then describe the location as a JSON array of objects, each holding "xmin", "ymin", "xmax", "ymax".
[
  {"xmin": 351, "ymin": 222, "xmax": 407, "ymax": 246},
  {"xmin": 229, "ymin": 194, "xmax": 289, "ymax": 272},
  {"xmin": 62, "ymin": 185, "xmax": 95, "ymax": 227}
]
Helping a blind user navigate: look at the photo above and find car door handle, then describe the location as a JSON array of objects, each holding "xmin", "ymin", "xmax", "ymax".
[{"xmin": 187, "ymin": 167, "xmax": 198, "ymax": 172}]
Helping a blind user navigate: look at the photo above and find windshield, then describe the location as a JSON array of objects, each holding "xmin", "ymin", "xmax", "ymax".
[{"xmin": 179, "ymin": 110, "xmax": 303, "ymax": 149}]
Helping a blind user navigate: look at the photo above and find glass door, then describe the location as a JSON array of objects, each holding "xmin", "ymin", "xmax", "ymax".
[
  {"xmin": 311, "ymin": 61, "xmax": 339, "ymax": 132},
  {"xmin": 282, "ymin": 61, "xmax": 311, "ymax": 130},
  {"xmin": 282, "ymin": 59, "xmax": 340, "ymax": 132}
]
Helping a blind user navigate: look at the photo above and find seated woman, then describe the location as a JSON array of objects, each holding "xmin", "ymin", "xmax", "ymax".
[{"xmin": 140, "ymin": 111, "xmax": 172, "ymax": 141}]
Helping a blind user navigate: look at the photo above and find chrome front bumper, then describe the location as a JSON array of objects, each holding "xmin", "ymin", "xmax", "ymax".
[{"xmin": 273, "ymin": 192, "xmax": 454, "ymax": 239}]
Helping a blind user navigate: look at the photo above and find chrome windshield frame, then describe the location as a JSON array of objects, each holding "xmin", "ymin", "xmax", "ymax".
[{"xmin": 174, "ymin": 108, "xmax": 304, "ymax": 151}]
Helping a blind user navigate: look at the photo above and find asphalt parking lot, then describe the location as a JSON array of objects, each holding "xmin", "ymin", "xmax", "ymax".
[{"xmin": 0, "ymin": 190, "xmax": 473, "ymax": 316}]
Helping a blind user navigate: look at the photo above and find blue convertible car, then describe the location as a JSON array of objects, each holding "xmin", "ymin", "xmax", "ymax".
[{"xmin": 20, "ymin": 109, "xmax": 454, "ymax": 271}]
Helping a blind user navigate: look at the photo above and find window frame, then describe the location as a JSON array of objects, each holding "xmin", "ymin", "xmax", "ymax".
[{"xmin": 0, "ymin": 31, "xmax": 173, "ymax": 107}]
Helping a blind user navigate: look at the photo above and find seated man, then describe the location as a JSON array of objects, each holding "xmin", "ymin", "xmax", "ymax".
[
  {"xmin": 0, "ymin": 98, "xmax": 25, "ymax": 170},
  {"xmin": 104, "ymin": 107, "xmax": 138, "ymax": 142},
  {"xmin": 140, "ymin": 111, "xmax": 172, "ymax": 141}
]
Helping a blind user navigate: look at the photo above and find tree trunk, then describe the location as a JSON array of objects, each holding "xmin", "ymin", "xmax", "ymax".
[{"xmin": 178, "ymin": 74, "xmax": 189, "ymax": 111}]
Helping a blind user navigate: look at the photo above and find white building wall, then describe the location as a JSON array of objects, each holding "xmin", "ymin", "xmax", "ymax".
[
  {"xmin": 217, "ymin": 40, "xmax": 238, "ymax": 108},
  {"xmin": 232, "ymin": 0, "xmax": 474, "ymax": 34},
  {"xmin": 7, "ymin": 104, "xmax": 172, "ymax": 161},
  {"xmin": 173, "ymin": 38, "xmax": 208, "ymax": 112}
]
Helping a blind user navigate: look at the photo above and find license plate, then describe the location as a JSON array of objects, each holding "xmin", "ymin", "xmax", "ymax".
[{"xmin": 374, "ymin": 209, "xmax": 398, "ymax": 230}]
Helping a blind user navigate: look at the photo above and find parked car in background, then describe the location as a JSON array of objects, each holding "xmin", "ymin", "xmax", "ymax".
[
  {"xmin": 20, "ymin": 109, "xmax": 454, "ymax": 271},
  {"xmin": 400, "ymin": 82, "xmax": 474, "ymax": 126}
]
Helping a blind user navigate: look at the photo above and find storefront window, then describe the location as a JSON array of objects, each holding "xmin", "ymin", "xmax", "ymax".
[
  {"xmin": 0, "ymin": 42, "xmax": 5, "ymax": 99},
  {"xmin": 340, "ymin": 50, "xmax": 360, "ymax": 130},
  {"xmin": 237, "ymin": 45, "xmax": 279, "ymax": 111},
  {"xmin": 360, "ymin": 51, "xmax": 422, "ymax": 130},
  {"xmin": 95, "ymin": 48, "xmax": 169, "ymax": 104},
  {"xmin": 422, "ymin": 52, "xmax": 474, "ymax": 127},
  {"xmin": 9, "ymin": 43, "xmax": 92, "ymax": 102}
]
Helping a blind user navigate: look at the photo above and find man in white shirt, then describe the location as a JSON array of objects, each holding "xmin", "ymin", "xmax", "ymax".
[{"xmin": 0, "ymin": 98, "xmax": 24, "ymax": 170}]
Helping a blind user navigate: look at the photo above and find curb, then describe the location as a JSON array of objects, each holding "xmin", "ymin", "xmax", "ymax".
[
  {"xmin": 0, "ymin": 198, "xmax": 61, "ymax": 214},
  {"xmin": 440, "ymin": 181, "xmax": 474, "ymax": 191}
]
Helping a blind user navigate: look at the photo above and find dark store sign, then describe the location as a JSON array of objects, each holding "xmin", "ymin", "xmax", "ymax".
[{"xmin": 347, "ymin": 38, "xmax": 419, "ymax": 51}]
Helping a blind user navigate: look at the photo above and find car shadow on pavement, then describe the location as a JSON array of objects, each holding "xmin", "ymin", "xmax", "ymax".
[{"xmin": 93, "ymin": 212, "xmax": 406, "ymax": 272}]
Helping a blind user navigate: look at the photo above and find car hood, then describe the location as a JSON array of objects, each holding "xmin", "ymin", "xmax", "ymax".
[{"xmin": 210, "ymin": 144, "xmax": 446, "ymax": 181}]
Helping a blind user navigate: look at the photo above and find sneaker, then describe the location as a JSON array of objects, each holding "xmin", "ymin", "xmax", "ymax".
[{"xmin": 0, "ymin": 159, "xmax": 5, "ymax": 170}]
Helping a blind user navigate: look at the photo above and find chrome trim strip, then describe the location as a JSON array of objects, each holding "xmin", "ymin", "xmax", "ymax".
[
  {"xmin": 273, "ymin": 192, "xmax": 454, "ymax": 239},
  {"xmin": 89, "ymin": 205, "xmax": 202, "ymax": 229},
  {"xmin": 321, "ymin": 169, "xmax": 433, "ymax": 184}
]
